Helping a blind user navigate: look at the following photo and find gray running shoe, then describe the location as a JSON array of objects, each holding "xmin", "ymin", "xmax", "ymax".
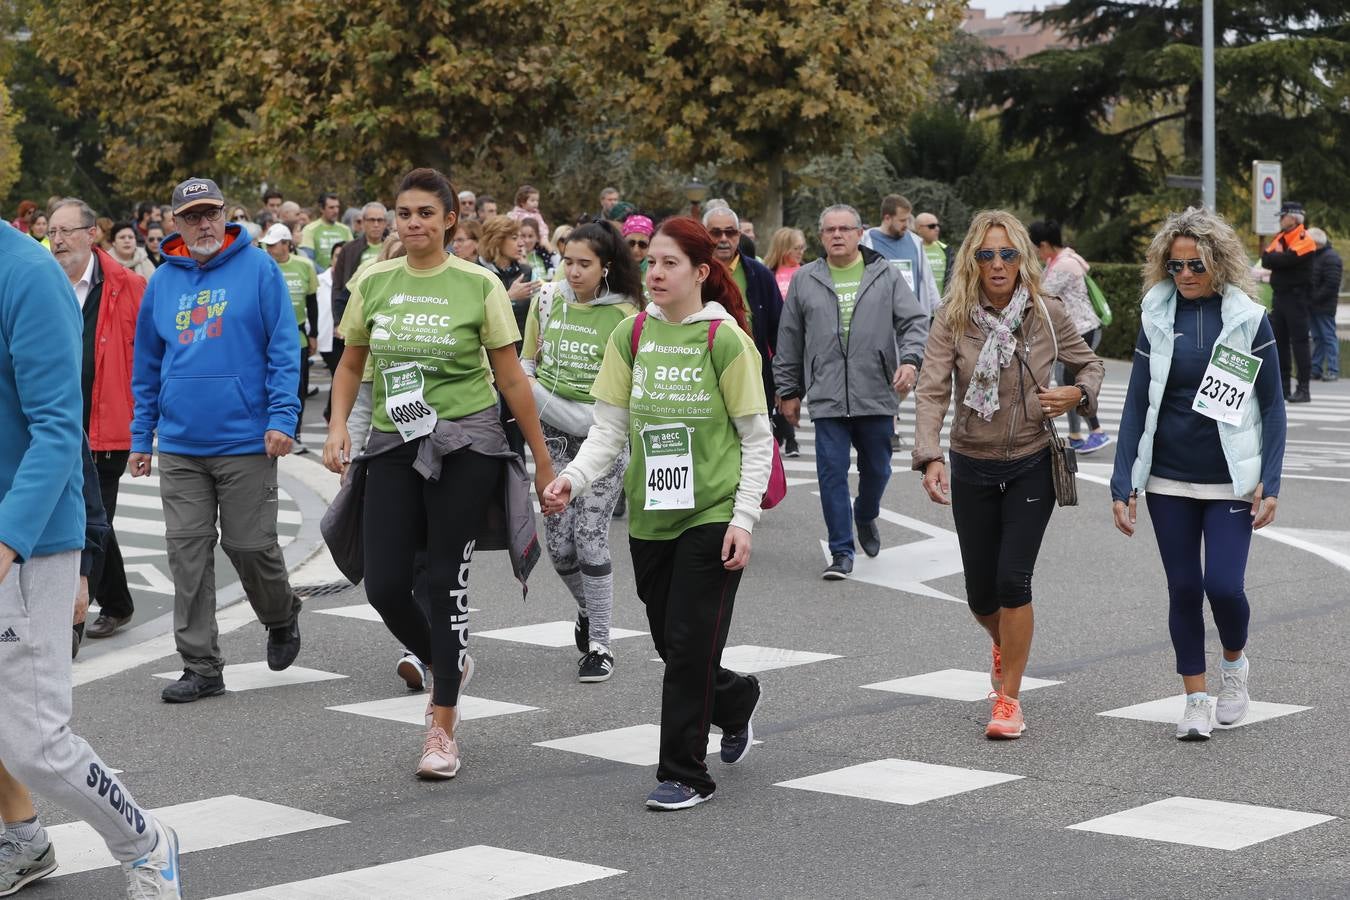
[
  {"xmin": 0, "ymin": 830, "xmax": 56, "ymax": 897},
  {"xmin": 1216, "ymin": 657, "xmax": 1250, "ymax": 725},
  {"xmin": 122, "ymin": 821, "xmax": 183, "ymax": 899},
  {"xmin": 1176, "ymin": 695, "xmax": 1214, "ymax": 741}
]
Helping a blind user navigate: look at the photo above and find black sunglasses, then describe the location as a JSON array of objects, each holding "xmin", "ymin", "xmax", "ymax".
[
  {"xmin": 974, "ymin": 248, "xmax": 1020, "ymax": 265},
  {"xmin": 627, "ymin": 238, "xmax": 649, "ymax": 249},
  {"xmin": 1165, "ymin": 258, "xmax": 1207, "ymax": 275}
]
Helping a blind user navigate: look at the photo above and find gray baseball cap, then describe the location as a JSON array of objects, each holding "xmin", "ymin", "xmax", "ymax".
[{"xmin": 171, "ymin": 177, "xmax": 226, "ymax": 215}]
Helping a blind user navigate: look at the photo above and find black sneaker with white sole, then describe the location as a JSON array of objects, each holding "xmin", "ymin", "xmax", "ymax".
[
  {"xmin": 822, "ymin": 553, "xmax": 853, "ymax": 580},
  {"xmin": 720, "ymin": 674, "xmax": 760, "ymax": 764},
  {"xmin": 578, "ymin": 648, "xmax": 614, "ymax": 683}
]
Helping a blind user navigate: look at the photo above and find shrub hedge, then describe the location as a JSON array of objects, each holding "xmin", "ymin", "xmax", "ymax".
[{"xmin": 1086, "ymin": 263, "xmax": 1143, "ymax": 359}]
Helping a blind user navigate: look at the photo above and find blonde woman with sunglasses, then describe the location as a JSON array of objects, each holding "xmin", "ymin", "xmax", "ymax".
[{"xmin": 912, "ymin": 210, "xmax": 1104, "ymax": 740}]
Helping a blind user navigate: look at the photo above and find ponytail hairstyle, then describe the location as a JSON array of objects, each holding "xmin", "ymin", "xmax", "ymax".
[
  {"xmin": 651, "ymin": 216, "xmax": 751, "ymax": 334},
  {"xmin": 566, "ymin": 220, "xmax": 643, "ymax": 301}
]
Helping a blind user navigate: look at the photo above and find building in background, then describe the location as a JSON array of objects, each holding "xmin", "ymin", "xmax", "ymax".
[{"xmin": 963, "ymin": 7, "xmax": 1067, "ymax": 61}]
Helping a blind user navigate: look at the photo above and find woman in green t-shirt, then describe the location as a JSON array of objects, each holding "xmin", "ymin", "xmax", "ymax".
[
  {"xmin": 521, "ymin": 221, "xmax": 642, "ymax": 683},
  {"xmin": 324, "ymin": 168, "xmax": 554, "ymax": 782},
  {"xmin": 542, "ymin": 216, "xmax": 774, "ymax": 811}
]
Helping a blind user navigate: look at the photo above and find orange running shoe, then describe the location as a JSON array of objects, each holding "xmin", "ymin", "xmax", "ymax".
[
  {"xmin": 990, "ymin": 643, "xmax": 1003, "ymax": 692},
  {"xmin": 985, "ymin": 692, "xmax": 1025, "ymax": 739}
]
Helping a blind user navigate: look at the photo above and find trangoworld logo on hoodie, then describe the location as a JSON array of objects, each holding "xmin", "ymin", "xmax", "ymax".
[{"xmin": 175, "ymin": 289, "xmax": 229, "ymax": 344}]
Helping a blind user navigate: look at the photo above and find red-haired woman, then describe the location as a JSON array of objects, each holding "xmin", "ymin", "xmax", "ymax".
[{"xmin": 542, "ymin": 216, "xmax": 774, "ymax": 811}]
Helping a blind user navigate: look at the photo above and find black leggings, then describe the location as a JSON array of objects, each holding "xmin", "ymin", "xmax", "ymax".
[
  {"xmin": 630, "ymin": 523, "xmax": 758, "ymax": 797},
  {"xmin": 950, "ymin": 456, "xmax": 1055, "ymax": 616},
  {"xmin": 362, "ymin": 442, "xmax": 501, "ymax": 707}
]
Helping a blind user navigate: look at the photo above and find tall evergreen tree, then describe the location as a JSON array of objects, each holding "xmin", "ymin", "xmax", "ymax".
[{"xmin": 964, "ymin": 0, "xmax": 1350, "ymax": 259}]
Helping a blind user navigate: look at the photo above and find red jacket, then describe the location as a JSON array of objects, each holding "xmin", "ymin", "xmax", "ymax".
[{"xmin": 89, "ymin": 247, "xmax": 145, "ymax": 450}]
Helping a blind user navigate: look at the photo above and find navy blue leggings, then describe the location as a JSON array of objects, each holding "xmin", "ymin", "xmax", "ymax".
[{"xmin": 1145, "ymin": 492, "xmax": 1252, "ymax": 676}]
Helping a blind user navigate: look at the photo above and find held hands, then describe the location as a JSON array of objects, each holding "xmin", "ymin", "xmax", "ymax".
[
  {"xmin": 892, "ymin": 363, "xmax": 918, "ymax": 397},
  {"xmin": 264, "ymin": 430, "xmax": 294, "ymax": 459},
  {"xmin": 127, "ymin": 453, "xmax": 153, "ymax": 478},
  {"xmin": 1112, "ymin": 494, "xmax": 1137, "ymax": 537},
  {"xmin": 922, "ymin": 460, "xmax": 951, "ymax": 506},
  {"xmin": 1251, "ymin": 482, "xmax": 1278, "ymax": 529},
  {"xmin": 722, "ymin": 525, "xmax": 752, "ymax": 571},
  {"xmin": 779, "ymin": 397, "xmax": 801, "ymax": 427},
  {"xmin": 533, "ymin": 463, "xmax": 557, "ymax": 510},
  {"xmin": 541, "ymin": 476, "xmax": 572, "ymax": 515},
  {"xmin": 323, "ymin": 424, "xmax": 351, "ymax": 474},
  {"xmin": 1037, "ymin": 385, "xmax": 1083, "ymax": 419}
]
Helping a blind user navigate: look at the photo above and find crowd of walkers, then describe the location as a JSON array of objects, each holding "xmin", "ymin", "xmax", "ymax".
[{"xmin": 0, "ymin": 168, "xmax": 1310, "ymax": 894}]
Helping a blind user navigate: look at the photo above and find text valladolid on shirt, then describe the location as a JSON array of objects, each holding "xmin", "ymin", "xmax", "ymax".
[
  {"xmin": 276, "ymin": 256, "xmax": 317, "ymax": 347},
  {"xmin": 829, "ymin": 255, "xmax": 865, "ymax": 341},
  {"xmin": 590, "ymin": 313, "xmax": 765, "ymax": 540},
  {"xmin": 521, "ymin": 293, "xmax": 640, "ymax": 403},
  {"xmin": 300, "ymin": 220, "xmax": 354, "ymax": 270},
  {"xmin": 340, "ymin": 254, "xmax": 519, "ymax": 433}
]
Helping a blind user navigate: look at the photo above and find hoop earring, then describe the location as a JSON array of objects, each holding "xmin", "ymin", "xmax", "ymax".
[{"xmin": 600, "ymin": 273, "xmax": 611, "ymax": 297}]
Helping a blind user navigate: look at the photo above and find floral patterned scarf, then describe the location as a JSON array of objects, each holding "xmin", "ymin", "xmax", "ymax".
[{"xmin": 962, "ymin": 284, "xmax": 1031, "ymax": 422}]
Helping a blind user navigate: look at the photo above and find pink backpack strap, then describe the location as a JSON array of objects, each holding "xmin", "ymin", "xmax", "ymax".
[
  {"xmin": 629, "ymin": 310, "xmax": 648, "ymax": 359},
  {"xmin": 707, "ymin": 318, "xmax": 721, "ymax": 351}
]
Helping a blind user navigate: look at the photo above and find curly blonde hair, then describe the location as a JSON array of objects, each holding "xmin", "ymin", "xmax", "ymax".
[
  {"xmin": 941, "ymin": 210, "xmax": 1044, "ymax": 328},
  {"xmin": 1143, "ymin": 207, "xmax": 1257, "ymax": 298}
]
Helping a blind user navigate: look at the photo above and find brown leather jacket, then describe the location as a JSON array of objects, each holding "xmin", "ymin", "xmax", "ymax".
[{"xmin": 912, "ymin": 293, "xmax": 1105, "ymax": 469}]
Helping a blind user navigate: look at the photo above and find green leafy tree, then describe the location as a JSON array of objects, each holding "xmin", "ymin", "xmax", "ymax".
[
  {"xmin": 561, "ymin": 0, "xmax": 965, "ymax": 231},
  {"xmin": 964, "ymin": 0, "xmax": 1350, "ymax": 259}
]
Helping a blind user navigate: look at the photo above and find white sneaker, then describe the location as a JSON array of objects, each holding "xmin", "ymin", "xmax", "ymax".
[
  {"xmin": 1215, "ymin": 657, "xmax": 1250, "ymax": 725},
  {"xmin": 1176, "ymin": 695, "xmax": 1215, "ymax": 741},
  {"xmin": 397, "ymin": 651, "xmax": 428, "ymax": 692},
  {"xmin": 122, "ymin": 821, "xmax": 183, "ymax": 898}
]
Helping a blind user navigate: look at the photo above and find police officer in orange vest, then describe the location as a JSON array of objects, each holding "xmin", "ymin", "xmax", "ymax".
[{"xmin": 1260, "ymin": 200, "xmax": 1318, "ymax": 403}]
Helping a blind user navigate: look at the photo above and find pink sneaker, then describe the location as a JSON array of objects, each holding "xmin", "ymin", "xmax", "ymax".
[
  {"xmin": 416, "ymin": 725, "xmax": 461, "ymax": 779},
  {"xmin": 985, "ymin": 692, "xmax": 1025, "ymax": 740},
  {"xmin": 990, "ymin": 644, "xmax": 1003, "ymax": 692},
  {"xmin": 423, "ymin": 654, "xmax": 474, "ymax": 728}
]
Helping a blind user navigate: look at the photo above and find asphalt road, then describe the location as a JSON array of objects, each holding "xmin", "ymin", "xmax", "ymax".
[{"xmin": 34, "ymin": 359, "xmax": 1350, "ymax": 899}]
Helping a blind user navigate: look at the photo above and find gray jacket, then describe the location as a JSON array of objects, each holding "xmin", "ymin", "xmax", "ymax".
[{"xmin": 773, "ymin": 247, "xmax": 930, "ymax": 419}]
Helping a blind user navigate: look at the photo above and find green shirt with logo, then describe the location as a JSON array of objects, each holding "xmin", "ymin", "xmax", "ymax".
[
  {"xmin": 729, "ymin": 257, "xmax": 753, "ymax": 331},
  {"xmin": 924, "ymin": 240, "xmax": 948, "ymax": 293},
  {"xmin": 340, "ymin": 254, "xmax": 520, "ymax": 433},
  {"xmin": 590, "ymin": 312, "xmax": 766, "ymax": 540},
  {"xmin": 522, "ymin": 292, "xmax": 640, "ymax": 403},
  {"xmin": 300, "ymin": 220, "xmax": 354, "ymax": 270},
  {"xmin": 829, "ymin": 256, "xmax": 866, "ymax": 342},
  {"xmin": 276, "ymin": 255, "xmax": 318, "ymax": 347},
  {"xmin": 360, "ymin": 241, "xmax": 382, "ymax": 268}
]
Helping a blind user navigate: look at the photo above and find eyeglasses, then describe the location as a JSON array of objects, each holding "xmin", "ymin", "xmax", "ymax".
[
  {"xmin": 181, "ymin": 208, "xmax": 223, "ymax": 225},
  {"xmin": 1165, "ymin": 258, "xmax": 1207, "ymax": 275},
  {"xmin": 231, "ymin": 214, "xmax": 249, "ymax": 222},
  {"xmin": 707, "ymin": 228, "xmax": 740, "ymax": 239},
  {"xmin": 362, "ymin": 217, "xmax": 387, "ymax": 224},
  {"xmin": 921, "ymin": 223, "xmax": 941, "ymax": 230},
  {"xmin": 974, "ymin": 248, "xmax": 1020, "ymax": 265},
  {"xmin": 627, "ymin": 238, "xmax": 649, "ymax": 249},
  {"xmin": 48, "ymin": 225, "xmax": 93, "ymax": 240},
  {"xmin": 821, "ymin": 226, "xmax": 859, "ymax": 236}
]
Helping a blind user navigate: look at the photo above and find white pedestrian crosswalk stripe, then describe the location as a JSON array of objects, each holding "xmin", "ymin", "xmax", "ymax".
[
  {"xmin": 328, "ymin": 693, "xmax": 540, "ymax": 726},
  {"xmin": 152, "ymin": 662, "xmax": 346, "ymax": 692},
  {"xmin": 776, "ymin": 759, "xmax": 1024, "ymax": 806},
  {"xmin": 863, "ymin": 668, "xmax": 1062, "ymax": 701},
  {"xmin": 205, "ymin": 844, "xmax": 624, "ymax": 899},
  {"xmin": 48, "ymin": 795, "xmax": 345, "ymax": 879},
  {"xmin": 1067, "ymin": 797, "xmax": 1335, "ymax": 850},
  {"xmin": 1099, "ymin": 695, "xmax": 1310, "ymax": 729},
  {"xmin": 715, "ymin": 645, "xmax": 841, "ymax": 674},
  {"xmin": 315, "ymin": 602, "xmax": 478, "ymax": 622},
  {"xmin": 476, "ymin": 620, "xmax": 648, "ymax": 648},
  {"xmin": 535, "ymin": 723, "xmax": 757, "ymax": 766}
]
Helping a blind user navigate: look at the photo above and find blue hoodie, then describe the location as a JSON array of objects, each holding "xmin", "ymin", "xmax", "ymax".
[
  {"xmin": 0, "ymin": 221, "xmax": 84, "ymax": 561},
  {"xmin": 132, "ymin": 223, "xmax": 300, "ymax": 456}
]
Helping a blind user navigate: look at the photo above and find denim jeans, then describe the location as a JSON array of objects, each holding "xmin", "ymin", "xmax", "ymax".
[
  {"xmin": 1310, "ymin": 313, "xmax": 1339, "ymax": 378},
  {"xmin": 813, "ymin": 415, "xmax": 894, "ymax": 557}
]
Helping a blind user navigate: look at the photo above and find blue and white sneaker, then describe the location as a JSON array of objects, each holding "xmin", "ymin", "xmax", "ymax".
[
  {"xmin": 397, "ymin": 651, "xmax": 429, "ymax": 692},
  {"xmin": 720, "ymin": 675, "xmax": 761, "ymax": 764},
  {"xmin": 645, "ymin": 781, "xmax": 712, "ymax": 811},
  {"xmin": 1079, "ymin": 432, "xmax": 1114, "ymax": 454},
  {"xmin": 122, "ymin": 821, "xmax": 183, "ymax": 898},
  {"xmin": 1067, "ymin": 436, "xmax": 1087, "ymax": 451}
]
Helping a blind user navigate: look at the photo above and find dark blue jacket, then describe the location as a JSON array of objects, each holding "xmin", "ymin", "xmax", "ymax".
[{"xmin": 739, "ymin": 254, "xmax": 782, "ymax": 398}]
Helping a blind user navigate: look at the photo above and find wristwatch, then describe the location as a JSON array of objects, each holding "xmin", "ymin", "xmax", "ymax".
[{"xmin": 1075, "ymin": 384, "xmax": 1090, "ymax": 408}]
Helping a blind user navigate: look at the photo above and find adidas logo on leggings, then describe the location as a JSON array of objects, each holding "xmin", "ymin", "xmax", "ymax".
[{"xmin": 0, "ymin": 627, "xmax": 18, "ymax": 642}]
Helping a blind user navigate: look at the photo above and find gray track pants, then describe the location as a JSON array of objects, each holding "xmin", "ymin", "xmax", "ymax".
[
  {"xmin": 160, "ymin": 452, "xmax": 301, "ymax": 677},
  {"xmin": 0, "ymin": 551, "xmax": 158, "ymax": 862}
]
